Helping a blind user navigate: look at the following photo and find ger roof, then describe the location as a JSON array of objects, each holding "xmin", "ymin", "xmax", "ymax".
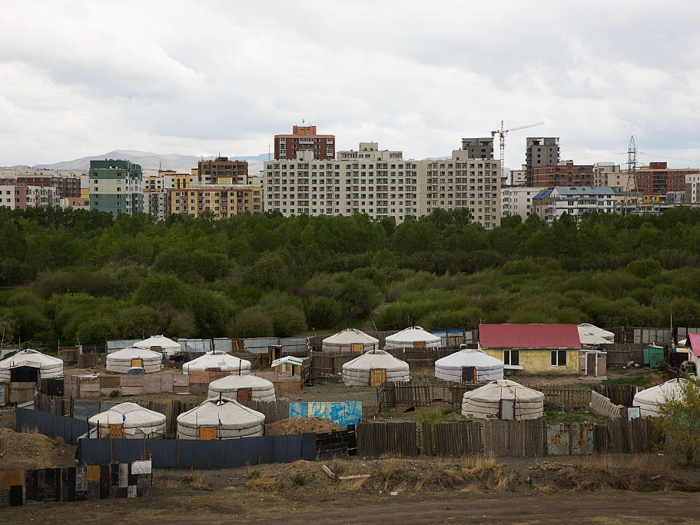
[
  {"xmin": 688, "ymin": 333, "xmax": 700, "ymax": 356},
  {"xmin": 479, "ymin": 324, "xmax": 581, "ymax": 349}
]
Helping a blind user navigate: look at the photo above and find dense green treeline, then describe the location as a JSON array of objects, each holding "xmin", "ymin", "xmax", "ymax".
[{"xmin": 2, "ymin": 206, "xmax": 700, "ymax": 350}]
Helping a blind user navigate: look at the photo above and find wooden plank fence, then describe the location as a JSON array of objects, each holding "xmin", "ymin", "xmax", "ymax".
[
  {"xmin": 483, "ymin": 419, "xmax": 547, "ymax": 457},
  {"xmin": 137, "ymin": 399, "xmax": 198, "ymax": 434},
  {"xmin": 423, "ymin": 421, "xmax": 482, "ymax": 456},
  {"xmin": 357, "ymin": 422, "xmax": 418, "ymax": 457},
  {"xmin": 377, "ymin": 381, "xmax": 481, "ymax": 412},
  {"xmin": 311, "ymin": 354, "xmax": 357, "ymax": 375}
]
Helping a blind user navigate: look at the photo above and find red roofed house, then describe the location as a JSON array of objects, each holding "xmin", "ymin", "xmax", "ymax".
[
  {"xmin": 686, "ymin": 333, "xmax": 700, "ymax": 372},
  {"xmin": 479, "ymin": 324, "xmax": 582, "ymax": 375}
]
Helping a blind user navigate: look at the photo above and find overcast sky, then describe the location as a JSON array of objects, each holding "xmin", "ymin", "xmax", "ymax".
[{"xmin": 2, "ymin": 0, "xmax": 699, "ymax": 169}]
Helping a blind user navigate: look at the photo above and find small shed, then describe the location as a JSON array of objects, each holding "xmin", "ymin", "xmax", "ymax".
[
  {"xmin": 434, "ymin": 347, "xmax": 504, "ymax": 384},
  {"xmin": 88, "ymin": 402, "xmax": 166, "ymax": 439},
  {"xmin": 106, "ymin": 347, "xmax": 162, "ymax": 374},
  {"xmin": 134, "ymin": 335, "xmax": 181, "ymax": 357},
  {"xmin": 633, "ymin": 378, "xmax": 686, "ymax": 417},
  {"xmin": 321, "ymin": 328, "xmax": 379, "ymax": 353},
  {"xmin": 208, "ymin": 375, "xmax": 276, "ymax": 402},
  {"xmin": 0, "ymin": 349, "xmax": 63, "ymax": 382},
  {"xmin": 341, "ymin": 350, "xmax": 410, "ymax": 386},
  {"xmin": 385, "ymin": 326, "xmax": 441, "ymax": 350},
  {"xmin": 176, "ymin": 397, "xmax": 265, "ymax": 440},
  {"xmin": 183, "ymin": 351, "xmax": 251, "ymax": 375},
  {"xmin": 461, "ymin": 379, "xmax": 545, "ymax": 420}
]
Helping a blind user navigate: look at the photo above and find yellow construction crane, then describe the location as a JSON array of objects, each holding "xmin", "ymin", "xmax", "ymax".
[{"xmin": 491, "ymin": 120, "xmax": 545, "ymax": 181}]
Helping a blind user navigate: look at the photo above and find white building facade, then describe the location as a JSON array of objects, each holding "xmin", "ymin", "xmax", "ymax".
[
  {"xmin": 501, "ymin": 186, "xmax": 539, "ymax": 220},
  {"xmin": 538, "ymin": 186, "xmax": 617, "ymax": 224}
]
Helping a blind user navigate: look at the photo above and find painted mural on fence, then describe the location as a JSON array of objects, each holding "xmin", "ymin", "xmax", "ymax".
[{"xmin": 289, "ymin": 401, "xmax": 362, "ymax": 428}]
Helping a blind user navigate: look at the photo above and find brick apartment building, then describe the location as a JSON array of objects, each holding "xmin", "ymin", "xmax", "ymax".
[
  {"xmin": 197, "ymin": 157, "xmax": 248, "ymax": 185},
  {"xmin": 635, "ymin": 162, "xmax": 699, "ymax": 196},
  {"xmin": 274, "ymin": 125, "xmax": 335, "ymax": 160},
  {"xmin": 532, "ymin": 161, "xmax": 595, "ymax": 188}
]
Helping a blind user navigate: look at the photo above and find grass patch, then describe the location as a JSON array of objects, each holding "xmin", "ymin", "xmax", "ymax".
[
  {"xmin": 290, "ymin": 473, "xmax": 306, "ymax": 487},
  {"xmin": 415, "ymin": 407, "xmax": 460, "ymax": 424}
]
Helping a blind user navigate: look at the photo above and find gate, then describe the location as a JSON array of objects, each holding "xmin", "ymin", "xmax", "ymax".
[
  {"xmin": 370, "ymin": 369, "xmax": 387, "ymax": 387},
  {"xmin": 237, "ymin": 388, "xmax": 252, "ymax": 402}
]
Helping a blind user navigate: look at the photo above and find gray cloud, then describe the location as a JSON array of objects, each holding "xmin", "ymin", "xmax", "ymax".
[{"xmin": 1, "ymin": 0, "xmax": 700, "ymax": 168}]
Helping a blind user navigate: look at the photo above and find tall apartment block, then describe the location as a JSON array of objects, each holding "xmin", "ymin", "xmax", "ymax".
[
  {"xmin": 526, "ymin": 137, "xmax": 560, "ymax": 186},
  {"xmin": 274, "ymin": 125, "xmax": 335, "ymax": 160},
  {"xmin": 634, "ymin": 162, "xmax": 699, "ymax": 197},
  {"xmin": 264, "ymin": 142, "xmax": 501, "ymax": 229},
  {"xmin": 532, "ymin": 161, "xmax": 594, "ymax": 188},
  {"xmin": 424, "ymin": 152, "xmax": 501, "ymax": 229},
  {"xmin": 89, "ymin": 159, "xmax": 143, "ymax": 216},
  {"xmin": 461, "ymin": 137, "xmax": 494, "ymax": 159},
  {"xmin": 197, "ymin": 157, "xmax": 248, "ymax": 185},
  {"xmin": 264, "ymin": 144, "xmax": 419, "ymax": 221}
]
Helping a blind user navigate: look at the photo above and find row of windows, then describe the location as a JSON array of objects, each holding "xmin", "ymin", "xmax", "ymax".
[{"xmin": 502, "ymin": 350, "xmax": 567, "ymax": 367}]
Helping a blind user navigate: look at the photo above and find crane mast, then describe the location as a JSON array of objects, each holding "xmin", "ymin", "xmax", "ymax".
[{"xmin": 491, "ymin": 120, "xmax": 545, "ymax": 182}]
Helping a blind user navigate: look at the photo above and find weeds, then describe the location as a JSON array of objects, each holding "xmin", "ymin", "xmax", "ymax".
[{"xmin": 290, "ymin": 473, "xmax": 306, "ymax": 487}]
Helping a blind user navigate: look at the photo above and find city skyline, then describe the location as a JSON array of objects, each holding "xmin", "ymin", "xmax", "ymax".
[{"xmin": 1, "ymin": 1, "xmax": 700, "ymax": 169}]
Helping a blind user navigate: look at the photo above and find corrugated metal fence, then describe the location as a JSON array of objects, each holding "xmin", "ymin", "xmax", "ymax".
[
  {"xmin": 16, "ymin": 407, "xmax": 89, "ymax": 446},
  {"xmin": 75, "ymin": 434, "xmax": 316, "ymax": 468}
]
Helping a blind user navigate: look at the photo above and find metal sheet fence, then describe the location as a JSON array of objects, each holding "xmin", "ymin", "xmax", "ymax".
[
  {"xmin": 16, "ymin": 407, "xmax": 89, "ymax": 445},
  {"xmin": 76, "ymin": 434, "xmax": 316, "ymax": 468}
]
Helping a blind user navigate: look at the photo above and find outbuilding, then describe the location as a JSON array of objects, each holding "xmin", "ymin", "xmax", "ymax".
[
  {"xmin": 321, "ymin": 328, "xmax": 379, "ymax": 353},
  {"xmin": 435, "ymin": 347, "xmax": 504, "ymax": 383},
  {"xmin": 0, "ymin": 349, "xmax": 63, "ymax": 382},
  {"xmin": 633, "ymin": 378, "xmax": 686, "ymax": 417},
  {"xmin": 461, "ymin": 379, "xmax": 545, "ymax": 420},
  {"xmin": 385, "ymin": 326, "xmax": 441, "ymax": 350},
  {"xmin": 88, "ymin": 402, "xmax": 167, "ymax": 439},
  {"xmin": 208, "ymin": 374, "xmax": 276, "ymax": 402},
  {"xmin": 176, "ymin": 397, "xmax": 265, "ymax": 440},
  {"xmin": 106, "ymin": 347, "xmax": 162, "ymax": 374},
  {"xmin": 183, "ymin": 351, "xmax": 251, "ymax": 375},
  {"xmin": 478, "ymin": 323, "xmax": 582, "ymax": 375},
  {"xmin": 341, "ymin": 350, "xmax": 410, "ymax": 386}
]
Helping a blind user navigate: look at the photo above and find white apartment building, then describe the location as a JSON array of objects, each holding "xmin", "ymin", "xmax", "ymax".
[
  {"xmin": 0, "ymin": 183, "xmax": 60, "ymax": 210},
  {"xmin": 594, "ymin": 163, "xmax": 634, "ymax": 190},
  {"xmin": 263, "ymin": 143, "xmax": 500, "ymax": 229},
  {"xmin": 534, "ymin": 186, "xmax": 617, "ymax": 225},
  {"xmin": 423, "ymin": 152, "xmax": 501, "ymax": 229},
  {"xmin": 501, "ymin": 186, "xmax": 539, "ymax": 220},
  {"xmin": 264, "ymin": 144, "xmax": 421, "ymax": 222},
  {"xmin": 686, "ymin": 174, "xmax": 700, "ymax": 204}
]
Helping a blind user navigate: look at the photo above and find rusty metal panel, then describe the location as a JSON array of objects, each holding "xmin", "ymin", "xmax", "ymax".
[
  {"xmin": 546, "ymin": 423, "xmax": 570, "ymax": 455},
  {"xmin": 569, "ymin": 423, "xmax": 594, "ymax": 455}
]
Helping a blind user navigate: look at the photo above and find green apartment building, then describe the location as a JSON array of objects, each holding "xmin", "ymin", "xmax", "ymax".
[{"xmin": 89, "ymin": 159, "xmax": 143, "ymax": 216}]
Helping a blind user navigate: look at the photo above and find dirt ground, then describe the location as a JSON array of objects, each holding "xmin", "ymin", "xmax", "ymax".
[
  {"xmin": 0, "ymin": 428, "xmax": 76, "ymax": 470},
  {"xmin": 2, "ymin": 455, "xmax": 700, "ymax": 524}
]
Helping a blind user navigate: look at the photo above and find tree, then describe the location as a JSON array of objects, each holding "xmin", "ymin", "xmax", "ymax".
[{"xmin": 656, "ymin": 376, "xmax": 700, "ymax": 464}]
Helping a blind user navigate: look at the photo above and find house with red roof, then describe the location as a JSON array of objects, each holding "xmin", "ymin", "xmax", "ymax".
[
  {"xmin": 686, "ymin": 333, "xmax": 700, "ymax": 371},
  {"xmin": 478, "ymin": 323, "xmax": 583, "ymax": 375}
]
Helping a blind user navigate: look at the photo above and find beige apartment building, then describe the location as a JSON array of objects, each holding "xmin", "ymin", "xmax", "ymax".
[
  {"xmin": 263, "ymin": 142, "xmax": 500, "ymax": 229},
  {"xmin": 167, "ymin": 186, "xmax": 263, "ymax": 219}
]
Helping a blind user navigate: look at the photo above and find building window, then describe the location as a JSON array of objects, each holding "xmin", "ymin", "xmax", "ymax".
[
  {"xmin": 550, "ymin": 350, "xmax": 567, "ymax": 367},
  {"xmin": 503, "ymin": 350, "xmax": 520, "ymax": 366}
]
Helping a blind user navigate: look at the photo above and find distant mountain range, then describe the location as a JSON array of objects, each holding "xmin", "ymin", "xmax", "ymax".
[{"xmin": 33, "ymin": 150, "xmax": 271, "ymax": 174}]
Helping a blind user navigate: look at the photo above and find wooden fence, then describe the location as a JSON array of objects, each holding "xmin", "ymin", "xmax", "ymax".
[
  {"xmin": 358, "ymin": 419, "xmax": 660, "ymax": 458},
  {"xmin": 311, "ymin": 353, "xmax": 357, "ymax": 375},
  {"xmin": 377, "ymin": 381, "xmax": 641, "ymax": 413},
  {"xmin": 356, "ymin": 421, "xmax": 418, "ymax": 457}
]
